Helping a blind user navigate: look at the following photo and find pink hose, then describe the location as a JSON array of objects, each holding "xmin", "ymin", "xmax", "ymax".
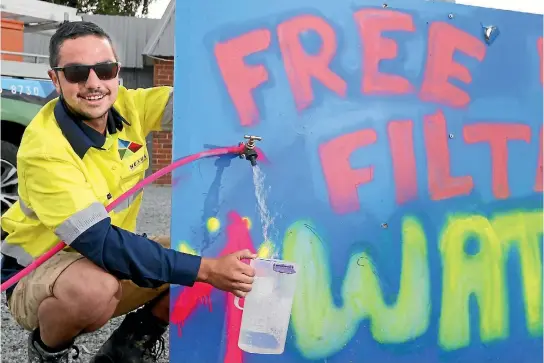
[{"xmin": 1, "ymin": 143, "xmax": 246, "ymax": 293}]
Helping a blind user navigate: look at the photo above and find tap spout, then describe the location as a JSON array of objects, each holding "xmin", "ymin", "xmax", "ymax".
[{"xmin": 241, "ymin": 135, "xmax": 262, "ymax": 166}]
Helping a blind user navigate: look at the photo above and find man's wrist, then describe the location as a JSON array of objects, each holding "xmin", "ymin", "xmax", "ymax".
[{"xmin": 196, "ymin": 257, "xmax": 215, "ymax": 283}]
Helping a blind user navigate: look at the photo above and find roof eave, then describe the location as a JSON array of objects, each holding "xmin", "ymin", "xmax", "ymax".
[
  {"xmin": 1, "ymin": 0, "xmax": 82, "ymax": 34},
  {"xmin": 142, "ymin": 0, "xmax": 175, "ymax": 58}
]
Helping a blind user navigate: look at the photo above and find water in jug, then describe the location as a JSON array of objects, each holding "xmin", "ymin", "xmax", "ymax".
[{"xmin": 234, "ymin": 258, "xmax": 298, "ymax": 354}]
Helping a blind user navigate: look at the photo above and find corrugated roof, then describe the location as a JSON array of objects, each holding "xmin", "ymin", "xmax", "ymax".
[
  {"xmin": 24, "ymin": 15, "xmax": 160, "ymax": 68},
  {"xmin": 142, "ymin": 0, "xmax": 175, "ymax": 58},
  {"xmin": 82, "ymin": 14, "xmax": 160, "ymax": 68}
]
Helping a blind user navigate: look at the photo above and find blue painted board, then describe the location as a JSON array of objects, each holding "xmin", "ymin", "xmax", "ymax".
[{"xmin": 168, "ymin": 0, "xmax": 543, "ymax": 362}]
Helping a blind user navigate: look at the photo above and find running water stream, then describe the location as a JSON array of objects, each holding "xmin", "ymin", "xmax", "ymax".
[{"xmin": 251, "ymin": 165, "xmax": 275, "ymax": 255}]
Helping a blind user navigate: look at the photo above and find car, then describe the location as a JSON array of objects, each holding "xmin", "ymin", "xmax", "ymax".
[{"xmin": 1, "ymin": 76, "xmax": 57, "ymax": 216}]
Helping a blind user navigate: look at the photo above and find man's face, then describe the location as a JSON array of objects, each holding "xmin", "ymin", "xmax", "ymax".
[{"xmin": 49, "ymin": 35, "xmax": 119, "ymax": 120}]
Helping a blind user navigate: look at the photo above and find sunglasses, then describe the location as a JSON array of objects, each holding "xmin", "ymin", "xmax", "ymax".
[{"xmin": 53, "ymin": 61, "xmax": 120, "ymax": 83}]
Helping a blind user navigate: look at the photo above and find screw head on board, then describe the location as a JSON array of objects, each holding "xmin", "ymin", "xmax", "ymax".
[{"xmin": 482, "ymin": 25, "xmax": 500, "ymax": 45}]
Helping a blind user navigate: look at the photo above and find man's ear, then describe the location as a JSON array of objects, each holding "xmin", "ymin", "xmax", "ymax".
[{"xmin": 48, "ymin": 69, "xmax": 61, "ymax": 95}]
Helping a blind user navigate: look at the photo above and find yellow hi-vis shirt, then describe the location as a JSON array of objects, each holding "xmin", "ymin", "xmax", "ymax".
[{"xmin": 1, "ymin": 85, "xmax": 202, "ymax": 294}]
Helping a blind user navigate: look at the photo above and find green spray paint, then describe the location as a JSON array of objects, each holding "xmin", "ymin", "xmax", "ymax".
[
  {"xmin": 439, "ymin": 210, "xmax": 542, "ymax": 350},
  {"xmin": 282, "ymin": 217, "xmax": 430, "ymax": 359},
  {"xmin": 282, "ymin": 211, "xmax": 542, "ymax": 359}
]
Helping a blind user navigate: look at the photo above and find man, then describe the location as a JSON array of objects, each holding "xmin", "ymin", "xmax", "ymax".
[{"xmin": 0, "ymin": 21, "xmax": 257, "ymax": 363}]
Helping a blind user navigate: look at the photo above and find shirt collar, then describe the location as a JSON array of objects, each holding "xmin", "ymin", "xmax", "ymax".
[{"xmin": 54, "ymin": 97, "xmax": 130, "ymax": 158}]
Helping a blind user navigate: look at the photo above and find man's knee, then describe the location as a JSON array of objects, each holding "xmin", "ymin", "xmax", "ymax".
[{"xmin": 49, "ymin": 259, "xmax": 121, "ymax": 322}]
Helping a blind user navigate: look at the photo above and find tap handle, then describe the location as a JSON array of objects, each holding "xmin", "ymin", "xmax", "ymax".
[
  {"xmin": 244, "ymin": 135, "xmax": 262, "ymax": 142},
  {"xmin": 243, "ymin": 135, "xmax": 262, "ymax": 148}
]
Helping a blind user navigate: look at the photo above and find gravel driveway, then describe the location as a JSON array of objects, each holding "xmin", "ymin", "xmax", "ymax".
[{"xmin": 1, "ymin": 185, "xmax": 172, "ymax": 362}]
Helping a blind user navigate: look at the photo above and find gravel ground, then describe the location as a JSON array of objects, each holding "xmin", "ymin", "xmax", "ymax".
[{"xmin": 1, "ymin": 185, "xmax": 173, "ymax": 363}]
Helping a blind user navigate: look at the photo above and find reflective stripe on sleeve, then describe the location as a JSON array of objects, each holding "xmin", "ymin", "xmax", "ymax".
[
  {"xmin": 19, "ymin": 199, "xmax": 37, "ymax": 219},
  {"xmin": 55, "ymin": 202, "xmax": 109, "ymax": 244},
  {"xmin": 1, "ymin": 242, "xmax": 34, "ymax": 266},
  {"xmin": 160, "ymin": 89, "xmax": 173, "ymax": 131}
]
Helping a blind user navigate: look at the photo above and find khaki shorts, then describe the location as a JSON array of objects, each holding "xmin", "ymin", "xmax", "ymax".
[{"xmin": 7, "ymin": 235, "xmax": 171, "ymax": 332}]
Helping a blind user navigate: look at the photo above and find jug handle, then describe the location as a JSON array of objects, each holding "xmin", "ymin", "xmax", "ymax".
[{"xmin": 233, "ymin": 296, "xmax": 244, "ymax": 310}]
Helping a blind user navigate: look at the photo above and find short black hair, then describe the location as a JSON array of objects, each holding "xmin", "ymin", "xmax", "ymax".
[{"xmin": 49, "ymin": 21, "xmax": 117, "ymax": 68}]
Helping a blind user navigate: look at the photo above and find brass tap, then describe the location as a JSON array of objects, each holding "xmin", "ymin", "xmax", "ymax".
[{"xmin": 241, "ymin": 135, "xmax": 262, "ymax": 166}]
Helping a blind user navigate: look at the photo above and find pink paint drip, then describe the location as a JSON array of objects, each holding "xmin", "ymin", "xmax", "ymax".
[
  {"xmin": 171, "ymin": 283, "xmax": 214, "ymax": 337},
  {"xmin": 254, "ymin": 147, "xmax": 269, "ymax": 164},
  {"xmin": 171, "ymin": 211, "xmax": 257, "ymax": 363}
]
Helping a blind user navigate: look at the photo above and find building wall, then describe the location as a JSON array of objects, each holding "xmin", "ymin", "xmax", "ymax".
[
  {"xmin": 152, "ymin": 58, "xmax": 174, "ymax": 185},
  {"xmin": 1, "ymin": 20, "xmax": 24, "ymax": 61}
]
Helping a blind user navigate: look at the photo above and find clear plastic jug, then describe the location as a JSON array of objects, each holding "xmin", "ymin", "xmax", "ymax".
[{"xmin": 234, "ymin": 258, "xmax": 298, "ymax": 354}]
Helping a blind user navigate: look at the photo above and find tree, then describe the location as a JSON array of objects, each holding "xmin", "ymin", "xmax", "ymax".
[{"xmin": 41, "ymin": 0, "xmax": 155, "ymax": 17}]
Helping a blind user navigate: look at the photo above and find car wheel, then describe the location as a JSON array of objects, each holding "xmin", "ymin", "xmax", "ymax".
[{"xmin": 1, "ymin": 141, "xmax": 19, "ymax": 216}]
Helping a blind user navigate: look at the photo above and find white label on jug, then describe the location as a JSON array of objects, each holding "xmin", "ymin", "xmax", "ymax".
[{"xmin": 273, "ymin": 263, "xmax": 296, "ymax": 274}]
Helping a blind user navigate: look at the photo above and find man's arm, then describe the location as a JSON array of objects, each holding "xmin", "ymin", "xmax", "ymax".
[
  {"xmin": 124, "ymin": 86, "xmax": 173, "ymax": 136},
  {"xmin": 20, "ymin": 152, "xmax": 200, "ymax": 288}
]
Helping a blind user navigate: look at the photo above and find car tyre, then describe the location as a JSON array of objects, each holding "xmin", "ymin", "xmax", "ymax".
[{"xmin": 1, "ymin": 141, "xmax": 19, "ymax": 216}]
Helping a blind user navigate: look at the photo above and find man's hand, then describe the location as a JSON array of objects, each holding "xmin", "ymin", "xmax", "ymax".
[{"xmin": 197, "ymin": 249, "xmax": 258, "ymax": 298}]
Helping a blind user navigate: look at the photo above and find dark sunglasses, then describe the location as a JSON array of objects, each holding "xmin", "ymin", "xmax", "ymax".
[{"xmin": 53, "ymin": 62, "xmax": 120, "ymax": 83}]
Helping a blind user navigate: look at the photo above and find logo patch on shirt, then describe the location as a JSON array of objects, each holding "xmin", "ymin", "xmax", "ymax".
[
  {"xmin": 129, "ymin": 154, "xmax": 148, "ymax": 171},
  {"xmin": 118, "ymin": 138, "xmax": 143, "ymax": 160}
]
